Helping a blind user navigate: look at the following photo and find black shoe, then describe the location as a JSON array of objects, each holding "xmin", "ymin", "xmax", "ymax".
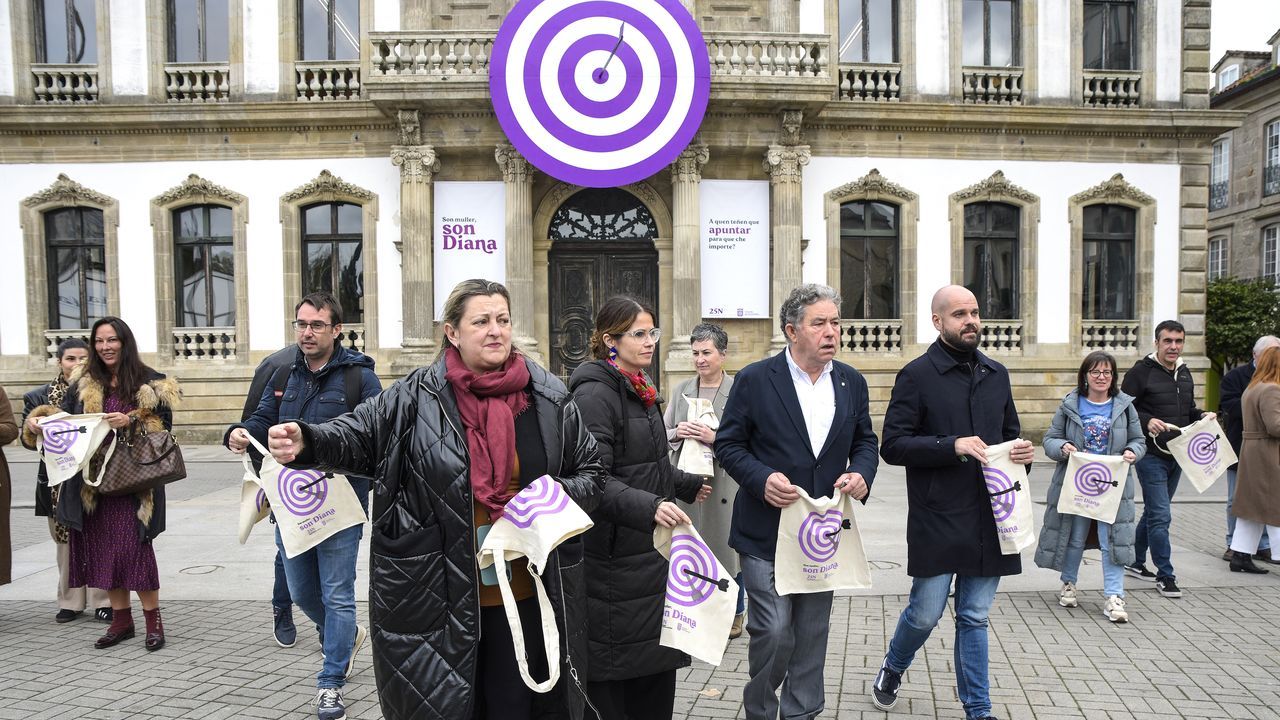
[
  {"xmin": 1222, "ymin": 548, "xmax": 1234, "ymax": 562},
  {"xmin": 274, "ymin": 605, "xmax": 297, "ymax": 648},
  {"xmin": 95, "ymin": 607, "xmax": 113, "ymax": 623},
  {"xmin": 1254, "ymin": 548, "xmax": 1280, "ymax": 565},
  {"xmin": 55, "ymin": 609, "xmax": 82, "ymax": 623},
  {"xmin": 1156, "ymin": 577, "xmax": 1183, "ymax": 598},
  {"xmin": 1231, "ymin": 551, "xmax": 1270, "ymax": 574},
  {"xmin": 1124, "ymin": 563, "xmax": 1156, "ymax": 581},
  {"xmin": 871, "ymin": 662, "xmax": 902, "ymax": 711}
]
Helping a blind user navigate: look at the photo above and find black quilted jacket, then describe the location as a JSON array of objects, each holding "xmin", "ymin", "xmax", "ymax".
[{"xmin": 290, "ymin": 355, "xmax": 607, "ymax": 720}]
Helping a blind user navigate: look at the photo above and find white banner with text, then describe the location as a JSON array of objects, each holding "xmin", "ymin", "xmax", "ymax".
[
  {"xmin": 433, "ymin": 182, "xmax": 506, "ymax": 320},
  {"xmin": 700, "ymin": 180, "xmax": 770, "ymax": 319}
]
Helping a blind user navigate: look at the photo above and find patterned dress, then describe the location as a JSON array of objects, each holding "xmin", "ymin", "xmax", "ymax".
[{"xmin": 67, "ymin": 393, "xmax": 161, "ymax": 591}]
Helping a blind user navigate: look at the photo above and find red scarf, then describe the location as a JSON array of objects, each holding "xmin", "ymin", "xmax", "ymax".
[
  {"xmin": 608, "ymin": 357, "xmax": 658, "ymax": 408},
  {"xmin": 444, "ymin": 347, "xmax": 531, "ymax": 518}
]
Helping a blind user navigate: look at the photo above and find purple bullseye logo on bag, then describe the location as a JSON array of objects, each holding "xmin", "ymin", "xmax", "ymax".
[
  {"xmin": 666, "ymin": 532, "xmax": 720, "ymax": 607},
  {"xmin": 504, "ymin": 475, "xmax": 570, "ymax": 529},
  {"xmin": 490, "ymin": 0, "xmax": 710, "ymax": 188},
  {"xmin": 1072, "ymin": 462, "xmax": 1115, "ymax": 497},
  {"xmin": 1186, "ymin": 432, "xmax": 1219, "ymax": 466},
  {"xmin": 41, "ymin": 419, "xmax": 79, "ymax": 455},
  {"xmin": 256, "ymin": 488, "xmax": 269, "ymax": 513},
  {"xmin": 277, "ymin": 469, "xmax": 328, "ymax": 516},
  {"xmin": 983, "ymin": 468, "xmax": 1017, "ymax": 522},
  {"xmin": 798, "ymin": 510, "xmax": 844, "ymax": 563}
]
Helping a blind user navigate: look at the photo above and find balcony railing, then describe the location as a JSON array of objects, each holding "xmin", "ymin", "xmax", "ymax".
[
  {"xmin": 371, "ymin": 35, "xmax": 493, "ymax": 77},
  {"xmin": 165, "ymin": 63, "xmax": 230, "ymax": 102},
  {"xmin": 706, "ymin": 34, "xmax": 827, "ymax": 78},
  {"xmin": 296, "ymin": 60, "xmax": 361, "ymax": 101},
  {"xmin": 1082, "ymin": 320, "xmax": 1139, "ymax": 352},
  {"xmin": 962, "ymin": 66, "xmax": 1023, "ymax": 105},
  {"xmin": 1209, "ymin": 181, "xmax": 1229, "ymax": 211},
  {"xmin": 337, "ymin": 324, "xmax": 366, "ymax": 352},
  {"xmin": 842, "ymin": 320, "xmax": 902, "ymax": 353},
  {"xmin": 32, "ymin": 64, "xmax": 99, "ymax": 103},
  {"xmin": 1083, "ymin": 70, "xmax": 1141, "ymax": 108},
  {"xmin": 837, "ymin": 63, "xmax": 900, "ymax": 102},
  {"xmin": 978, "ymin": 320, "xmax": 1023, "ymax": 354},
  {"xmin": 1265, "ymin": 165, "xmax": 1280, "ymax": 198},
  {"xmin": 173, "ymin": 327, "xmax": 236, "ymax": 360},
  {"xmin": 43, "ymin": 329, "xmax": 90, "ymax": 361}
]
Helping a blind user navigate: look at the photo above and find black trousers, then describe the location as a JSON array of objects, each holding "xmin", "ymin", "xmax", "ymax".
[
  {"xmin": 474, "ymin": 597, "xmax": 546, "ymax": 720},
  {"xmin": 586, "ymin": 669, "xmax": 677, "ymax": 720}
]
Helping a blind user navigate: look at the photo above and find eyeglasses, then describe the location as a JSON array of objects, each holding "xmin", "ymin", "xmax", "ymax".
[
  {"xmin": 293, "ymin": 320, "xmax": 333, "ymax": 333},
  {"xmin": 619, "ymin": 328, "xmax": 662, "ymax": 342},
  {"xmin": 1088, "ymin": 370, "xmax": 1113, "ymax": 378}
]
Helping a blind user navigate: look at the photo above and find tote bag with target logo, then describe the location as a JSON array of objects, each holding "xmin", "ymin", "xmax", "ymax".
[
  {"xmin": 37, "ymin": 412, "xmax": 112, "ymax": 488},
  {"xmin": 1059, "ymin": 451, "xmax": 1129, "ymax": 524},
  {"xmin": 1160, "ymin": 417, "xmax": 1237, "ymax": 493},
  {"xmin": 237, "ymin": 452, "xmax": 271, "ymax": 544},
  {"xmin": 654, "ymin": 522, "xmax": 738, "ymax": 666},
  {"xmin": 477, "ymin": 475, "xmax": 593, "ymax": 693},
  {"xmin": 982, "ymin": 439, "xmax": 1036, "ymax": 555},
  {"xmin": 774, "ymin": 487, "xmax": 871, "ymax": 595},
  {"xmin": 245, "ymin": 436, "xmax": 365, "ymax": 558}
]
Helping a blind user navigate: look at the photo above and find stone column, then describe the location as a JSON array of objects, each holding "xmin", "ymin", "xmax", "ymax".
[
  {"xmin": 496, "ymin": 143, "xmax": 543, "ymax": 366},
  {"xmin": 666, "ymin": 145, "xmax": 709, "ymax": 369},
  {"xmin": 390, "ymin": 142, "xmax": 441, "ymax": 373},
  {"xmin": 763, "ymin": 144, "xmax": 810, "ymax": 352}
]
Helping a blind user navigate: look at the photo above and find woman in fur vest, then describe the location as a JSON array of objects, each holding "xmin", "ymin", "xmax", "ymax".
[{"xmin": 22, "ymin": 317, "xmax": 180, "ymax": 651}]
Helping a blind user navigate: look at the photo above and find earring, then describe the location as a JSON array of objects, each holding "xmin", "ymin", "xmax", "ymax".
[{"xmin": 608, "ymin": 346, "xmax": 618, "ymax": 360}]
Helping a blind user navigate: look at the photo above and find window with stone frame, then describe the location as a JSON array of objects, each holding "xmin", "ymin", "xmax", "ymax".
[
  {"xmin": 1207, "ymin": 236, "xmax": 1227, "ymax": 281},
  {"xmin": 174, "ymin": 204, "xmax": 235, "ymax": 327},
  {"xmin": 962, "ymin": 0, "xmax": 1018, "ymax": 67},
  {"xmin": 963, "ymin": 202, "xmax": 1020, "ymax": 320},
  {"xmin": 1083, "ymin": 0, "xmax": 1135, "ymax": 71},
  {"xmin": 1211, "ymin": 138, "xmax": 1230, "ymax": 211},
  {"xmin": 298, "ymin": 0, "xmax": 359, "ymax": 61},
  {"xmin": 839, "ymin": 0, "xmax": 897, "ymax": 63},
  {"xmin": 1264, "ymin": 225, "xmax": 1279, "ymax": 282},
  {"xmin": 34, "ymin": 0, "xmax": 97, "ymax": 63},
  {"xmin": 301, "ymin": 202, "xmax": 364, "ymax": 323},
  {"xmin": 1265, "ymin": 121, "xmax": 1280, "ymax": 197},
  {"xmin": 1082, "ymin": 204, "xmax": 1136, "ymax": 320},
  {"xmin": 45, "ymin": 206, "xmax": 107, "ymax": 329},
  {"xmin": 168, "ymin": 0, "xmax": 229, "ymax": 62},
  {"xmin": 839, "ymin": 200, "xmax": 899, "ymax": 319}
]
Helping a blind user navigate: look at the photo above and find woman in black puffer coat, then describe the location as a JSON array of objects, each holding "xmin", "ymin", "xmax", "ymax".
[{"xmin": 568, "ymin": 295, "xmax": 708, "ymax": 720}]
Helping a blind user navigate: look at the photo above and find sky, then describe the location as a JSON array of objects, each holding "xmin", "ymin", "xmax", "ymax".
[{"xmin": 1211, "ymin": 0, "xmax": 1280, "ymax": 66}]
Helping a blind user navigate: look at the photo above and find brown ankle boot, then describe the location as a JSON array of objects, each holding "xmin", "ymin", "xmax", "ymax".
[
  {"xmin": 143, "ymin": 608, "xmax": 165, "ymax": 651},
  {"xmin": 95, "ymin": 608, "xmax": 135, "ymax": 649}
]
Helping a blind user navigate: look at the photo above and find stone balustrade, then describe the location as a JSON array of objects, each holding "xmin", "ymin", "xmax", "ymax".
[
  {"xmin": 165, "ymin": 63, "xmax": 230, "ymax": 102},
  {"xmin": 1083, "ymin": 70, "xmax": 1141, "ymax": 108},
  {"xmin": 962, "ymin": 66, "xmax": 1023, "ymax": 105},
  {"xmin": 337, "ymin": 324, "xmax": 366, "ymax": 352},
  {"xmin": 837, "ymin": 63, "xmax": 901, "ymax": 102},
  {"xmin": 706, "ymin": 33, "xmax": 828, "ymax": 78},
  {"xmin": 43, "ymin": 329, "xmax": 91, "ymax": 361},
  {"xmin": 841, "ymin": 320, "xmax": 902, "ymax": 353},
  {"xmin": 173, "ymin": 327, "xmax": 236, "ymax": 360},
  {"xmin": 32, "ymin": 65, "xmax": 99, "ymax": 103},
  {"xmin": 978, "ymin": 320, "xmax": 1023, "ymax": 354},
  {"xmin": 296, "ymin": 61, "xmax": 361, "ymax": 101},
  {"xmin": 371, "ymin": 34, "xmax": 493, "ymax": 77},
  {"xmin": 1082, "ymin": 320, "xmax": 1139, "ymax": 352}
]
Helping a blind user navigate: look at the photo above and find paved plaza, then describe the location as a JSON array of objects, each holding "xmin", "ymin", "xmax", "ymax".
[{"xmin": 1, "ymin": 446, "xmax": 1277, "ymax": 720}]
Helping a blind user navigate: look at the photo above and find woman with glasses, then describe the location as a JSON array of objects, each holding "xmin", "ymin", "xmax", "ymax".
[
  {"xmin": 1036, "ymin": 351, "xmax": 1145, "ymax": 623},
  {"xmin": 1227, "ymin": 346, "xmax": 1280, "ymax": 574},
  {"xmin": 568, "ymin": 295, "xmax": 710, "ymax": 720}
]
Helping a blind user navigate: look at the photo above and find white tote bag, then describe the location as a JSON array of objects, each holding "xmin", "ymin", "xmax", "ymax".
[
  {"xmin": 982, "ymin": 439, "xmax": 1036, "ymax": 555},
  {"xmin": 1161, "ymin": 417, "xmax": 1237, "ymax": 493},
  {"xmin": 774, "ymin": 487, "xmax": 871, "ymax": 595},
  {"xmin": 675, "ymin": 395, "xmax": 717, "ymax": 477},
  {"xmin": 237, "ymin": 453, "xmax": 271, "ymax": 544},
  {"xmin": 654, "ymin": 523, "xmax": 738, "ymax": 666},
  {"xmin": 477, "ymin": 475, "xmax": 593, "ymax": 693},
  {"xmin": 36, "ymin": 412, "xmax": 112, "ymax": 488},
  {"xmin": 1059, "ymin": 451, "xmax": 1129, "ymax": 524},
  {"xmin": 245, "ymin": 436, "xmax": 365, "ymax": 558}
]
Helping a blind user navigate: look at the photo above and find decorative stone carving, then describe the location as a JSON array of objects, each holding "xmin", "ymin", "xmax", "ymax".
[
  {"xmin": 391, "ymin": 146, "xmax": 441, "ymax": 183},
  {"xmin": 23, "ymin": 173, "xmax": 114, "ymax": 207},
  {"xmin": 951, "ymin": 170, "xmax": 1038, "ymax": 204},
  {"xmin": 1070, "ymin": 173, "xmax": 1156, "ymax": 206},
  {"xmin": 763, "ymin": 145, "xmax": 811, "ymax": 181},
  {"xmin": 670, "ymin": 145, "xmax": 709, "ymax": 183},
  {"xmin": 397, "ymin": 109, "xmax": 421, "ymax": 146},
  {"xmin": 282, "ymin": 170, "xmax": 376, "ymax": 201},
  {"xmin": 495, "ymin": 143, "xmax": 532, "ymax": 183},
  {"xmin": 153, "ymin": 174, "xmax": 243, "ymax": 206},
  {"xmin": 780, "ymin": 110, "xmax": 803, "ymax": 146},
  {"xmin": 824, "ymin": 168, "xmax": 917, "ymax": 203}
]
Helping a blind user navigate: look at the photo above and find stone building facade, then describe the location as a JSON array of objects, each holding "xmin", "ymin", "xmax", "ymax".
[{"xmin": 0, "ymin": 0, "xmax": 1236, "ymax": 442}]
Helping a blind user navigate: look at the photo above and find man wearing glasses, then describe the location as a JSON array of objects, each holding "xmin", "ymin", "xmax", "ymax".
[{"xmin": 224, "ymin": 291, "xmax": 382, "ymax": 720}]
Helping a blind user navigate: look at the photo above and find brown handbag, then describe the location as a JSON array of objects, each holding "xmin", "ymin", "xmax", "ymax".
[{"xmin": 91, "ymin": 421, "xmax": 187, "ymax": 497}]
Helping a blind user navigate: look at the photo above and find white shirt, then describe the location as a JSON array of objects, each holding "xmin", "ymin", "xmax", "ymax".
[{"xmin": 784, "ymin": 348, "xmax": 836, "ymax": 457}]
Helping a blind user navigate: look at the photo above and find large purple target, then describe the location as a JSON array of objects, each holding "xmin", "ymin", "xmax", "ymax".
[
  {"xmin": 666, "ymin": 532, "xmax": 718, "ymax": 607},
  {"xmin": 1186, "ymin": 432, "xmax": 1219, "ymax": 466},
  {"xmin": 983, "ymin": 468, "xmax": 1017, "ymax": 522},
  {"xmin": 276, "ymin": 469, "xmax": 328, "ymax": 516},
  {"xmin": 41, "ymin": 419, "xmax": 78, "ymax": 455},
  {"xmin": 491, "ymin": 0, "xmax": 711, "ymax": 188},
  {"xmin": 1072, "ymin": 462, "xmax": 1115, "ymax": 498},
  {"xmin": 504, "ymin": 475, "xmax": 570, "ymax": 528},
  {"xmin": 798, "ymin": 510, "xmax": 844, "ymax": 563}
]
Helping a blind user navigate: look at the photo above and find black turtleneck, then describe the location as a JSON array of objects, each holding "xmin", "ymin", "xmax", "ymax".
[{"xmin": 939, "ymin": 338, "xmax": 977, "ymax": 370}]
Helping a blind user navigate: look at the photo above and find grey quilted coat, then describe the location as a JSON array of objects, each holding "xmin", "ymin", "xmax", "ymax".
[
  {"xmin": 1036, "ymin": 390, "xmax": 1146, "ymax": 571},
  {"xmin": 289, "ymin": 356, "xmax": 607, "ymax": 720}
]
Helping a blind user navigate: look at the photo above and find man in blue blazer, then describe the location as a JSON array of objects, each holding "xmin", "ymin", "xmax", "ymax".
[{"xmin": 716, "ymin": 283, "xmax": 879, "ymax": 720}]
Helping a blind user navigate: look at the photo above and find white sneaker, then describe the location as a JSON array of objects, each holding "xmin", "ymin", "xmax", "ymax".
[
  {"xmin": 1058, "ymin": 582, "xmax": 1079, "ymax": 608},
  {"xmin": 344, "ymin": 624, "xmax": 368, "ymax": 679},
  {"xmin": 1104, "ymin": 595, "xmax": 1128, "ymax": 623}
]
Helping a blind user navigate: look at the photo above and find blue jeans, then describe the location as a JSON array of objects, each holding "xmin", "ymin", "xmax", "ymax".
[
  {"xmin": 735, "ymin": 571, "xmax": 746, "ymax": 615},
  {"xmin": 276, "ymin": 522, "xmax": 363, "ymax": 689},
  {"xmin": 1133, "ymin": 454, "xmax": 1180, "ymax": 580},
  {"xmin": 271, "ymin": 518, "xmax": 292, "ymax": 609},
  {"xmin": 1059, "ymin": 515, "xmax": 1125, "ymax": 597},
  {"xmin": 885, "ymin": 574, "xmax": 1001, "ymax": 720},
  {"xmin": 1226, "ymin": 467, "xmax": 1270, "ymax": 551}
]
